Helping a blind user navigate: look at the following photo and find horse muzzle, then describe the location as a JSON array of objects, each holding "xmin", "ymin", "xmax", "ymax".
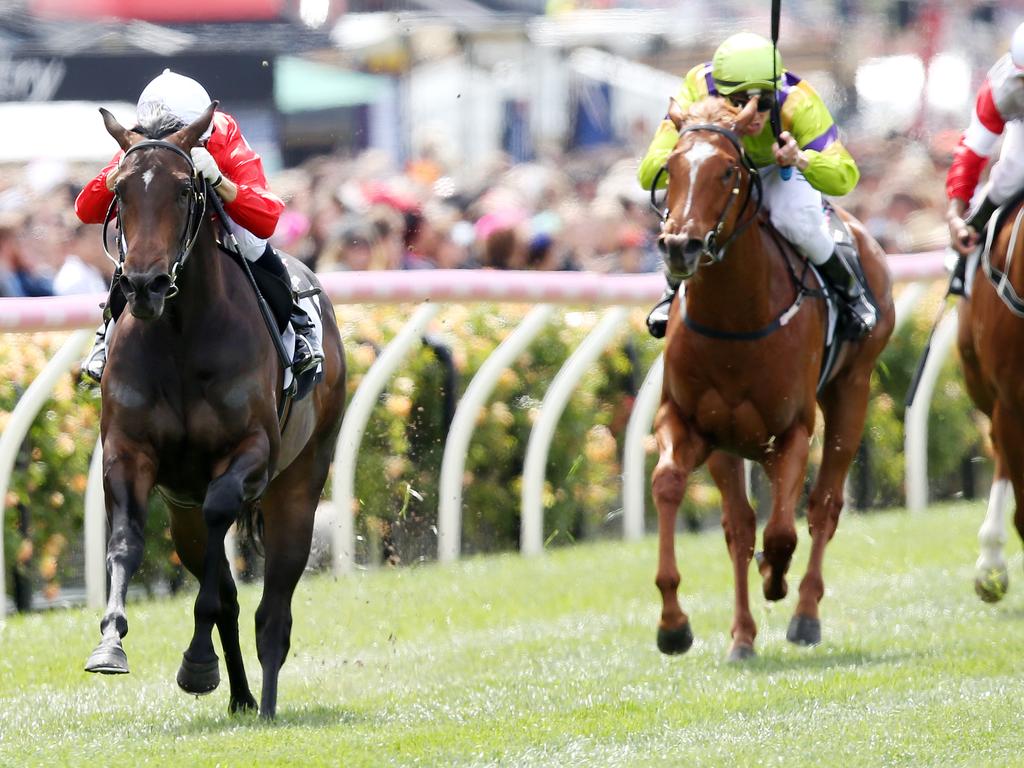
[
  {"xmin": 658, "ymin": 234, "xmax": 705, "ymax": 278},
  {"xmin": 120, "ymin": 270, "xmax": 174, "ymax": 319}
]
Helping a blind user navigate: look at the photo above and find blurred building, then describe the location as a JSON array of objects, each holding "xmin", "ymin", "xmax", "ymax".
[{"xmin": 0, "ymin": 0, "xmax": 1018, "ymax": 169}]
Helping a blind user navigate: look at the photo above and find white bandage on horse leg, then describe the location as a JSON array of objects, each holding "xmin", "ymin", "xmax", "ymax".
[{"xmin": 976, "ymin": 477, "xmax": 1012, "ymax": 576}]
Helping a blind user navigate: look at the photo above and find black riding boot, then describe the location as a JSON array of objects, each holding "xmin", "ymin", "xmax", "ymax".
[
  {"xmin": 818, "ymin": 249, "xmax": 876, "ymax": 340},
  {"xmin": 949, "ymin": 253, "xmax": 968, "ymax": 297},
  {"xmin": 646, "ymin": 273, "xmax": 682, "ymax": 339},
  {"xmin": 966, "ymin": 195, "xmax": 998, "ymax": 234},
  {"xmin": 80, "ymin": 271, "xmax": 125, "ymax": 384},
  {"xmin": 253, "ymin": 246, "xmax": 324, "ymax": 390}
]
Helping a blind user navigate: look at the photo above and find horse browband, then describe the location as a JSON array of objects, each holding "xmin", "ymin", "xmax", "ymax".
[{"xmin": 125, "ymin": 138, "xmax": 195, "ymax": 166}]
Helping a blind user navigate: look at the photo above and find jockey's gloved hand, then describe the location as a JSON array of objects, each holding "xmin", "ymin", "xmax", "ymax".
[{"xmin": 190, "ymin": 147, "xmax": 223, "ymax": 187}]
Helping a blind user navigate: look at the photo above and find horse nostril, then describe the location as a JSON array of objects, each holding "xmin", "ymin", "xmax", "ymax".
[
  {"xmin": 683, "ymin": 239, "xmax": 704, "ymax": 259},
  {"xmin": 148, "ymin": 274, "xmax": 172, "ymax": 297},
  {"xmin": 119, "ymin": 274, "xmax": 138, "ymax": 296}
]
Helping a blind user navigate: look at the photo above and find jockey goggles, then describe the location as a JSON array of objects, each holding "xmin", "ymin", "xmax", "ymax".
[{"xmin": 726, "ymin": 91, "xmax": 774, "ymax": 112}]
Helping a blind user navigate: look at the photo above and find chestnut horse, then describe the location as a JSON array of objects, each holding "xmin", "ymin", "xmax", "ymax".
[
  {"xmin": 959, "ymin": 198, "xmax": 1024, "ymax": 603},
  {"xmin": 651, "ymin": 98, "xmax": 894, "ymax": 660},
  {"xmin": 82, "ymin": 104, "xmax": 346, "ymax": 718}
]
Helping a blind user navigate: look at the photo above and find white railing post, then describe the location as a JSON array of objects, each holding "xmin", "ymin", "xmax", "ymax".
[
  {"xmin": 905, "ymin": 308, "xmax": 959, "ymax": 512},
  {"xmin": 521, "ymin": 307, "xmax": 628, "ymax": 555},
  {"xmin": 894, "ymin": 282, "xmax": 926, "ymax": 333},
  {"xmin": 622, "ymin": 353, "xmax": 664, "ymax": 541},
  {"xmin": 332, "ymin": 302, "xmax": 440, "ymax": 576},
  {"xmin": 0, "ymin": 263, "xmax": 949, "ymax": 607},
  {"xmin": 438, "ymin": 304, "xmax": 554, "ymax": 562},
  {"xmin": 0, "ymin": 328, "xmax": 92, "ymax": 616}
]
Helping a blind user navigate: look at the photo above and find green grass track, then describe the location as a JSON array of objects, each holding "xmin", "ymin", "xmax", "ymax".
[{"xmin": 2, "ymin": 502, "xmax": 1022, "ymax": 767}]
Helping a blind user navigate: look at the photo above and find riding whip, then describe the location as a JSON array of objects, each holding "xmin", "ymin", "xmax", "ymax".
[
  {"xmin": 905, "ymin": 248, "xmax": 959, "ymax": 407},
  {"xmin": 205, "ymin": 181, "xmax": 292, "ymax": 370},
  {"xmin": 771, "ymin": 0, "xmax": 792, "ymax": 181}
]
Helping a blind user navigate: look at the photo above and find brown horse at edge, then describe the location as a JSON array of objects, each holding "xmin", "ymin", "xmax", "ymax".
[
  {"xmin": 958, "ymin": 198, "xmax": 1024, "ymax": 603},
  {"xmin": 651, "ymin": 97, "xmax": 895, "ymax": 659}
]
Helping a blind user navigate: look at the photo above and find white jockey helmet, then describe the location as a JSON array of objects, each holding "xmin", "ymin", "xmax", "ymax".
[
  {"xmin": 136, "ymin": 69, "xmax": 213, "ymax": 138},
  {"xmin": 1012, "ymin": 22, "xmax": 1024, "ymax": 70}
]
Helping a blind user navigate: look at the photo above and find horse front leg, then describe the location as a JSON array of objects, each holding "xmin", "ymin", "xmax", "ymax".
[
  {"xmin": 652, "ymin": 400, "xmax": 708, "ymax": 655},
  {"xmin": 84, "ymin": 440, "xmax": 156, "ymax": 674},
  {"xmin": 975, "ymin": 453, "xmax": 1011, "ymax": 602},
  {"xmin": 758, "ymin": 425, "xmax": 810, "ymax": 604},
  {"xmin": 707, "ymin": 451, "xmax": 758, "ymax": 661},
  {"xmin": 177, "ymin": 434, "xmax": 270, "ymax": 697},
  {"xmin": 991, "ymin": 405, "xmax": 1024, "ymax": 603},
  {"xmin": 791, "ymin": 374, "xmax": 868, "ymax": 646}
]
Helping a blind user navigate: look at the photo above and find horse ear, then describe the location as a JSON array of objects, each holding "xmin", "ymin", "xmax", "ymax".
[
  {"xmin": 667, "ymin": 98, "xmax": 686, "ymax": 131},
  {"xmin": 171, "ymin": 101, "xmax": 219, "ymax": 149},
  {"xmin": 100, "ymin": 108, "xmax": 140, "ymax": 151},
  {"xmin": 731, "ymin": 97, "xmax": 760, "ymax": 133}
]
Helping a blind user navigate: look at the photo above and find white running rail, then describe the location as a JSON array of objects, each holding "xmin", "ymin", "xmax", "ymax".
[{"xmin": 0, "ymin": 259, "xmax": 949, "ymax": 612}]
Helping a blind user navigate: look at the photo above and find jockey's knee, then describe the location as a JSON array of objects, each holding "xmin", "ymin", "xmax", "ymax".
[{"xmin": 772, "ymin": 206, "xmax": 832, "ymax": 265}]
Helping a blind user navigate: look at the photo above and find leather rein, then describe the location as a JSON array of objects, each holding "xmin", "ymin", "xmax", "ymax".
[{"xmin": 102, "ymin": 139, "xmax": 208, "ymax": 299}]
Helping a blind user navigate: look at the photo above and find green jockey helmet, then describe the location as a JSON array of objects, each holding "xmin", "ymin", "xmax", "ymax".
[{"xmin": 712, "ymin": 32, "xmax": 783, "ymax": 95}]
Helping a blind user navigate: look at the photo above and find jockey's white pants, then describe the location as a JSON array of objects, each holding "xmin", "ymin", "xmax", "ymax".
[
  {"xmin": 976, "ymin": 119, "xmax": 1024, "ymax": 208},
  {"xmin": 224, "ymin": 216, "xmax": 268, "ymax": 262},
  {"xmin": 759, "ymin": 166, "xmax": 834, "ymax": 265}
]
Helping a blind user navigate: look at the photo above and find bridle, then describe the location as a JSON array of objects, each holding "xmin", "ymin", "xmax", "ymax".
[
  {"xmin": 649, "ymin": 123, "xmax": 763, "ymax": 266},
  {"xmin": 102, "ymin": 139, "xmax": 208, "ymax": 299},
  {"xmin": 650, "ymin": 121, "xmax": 823, "ymax": 345}
]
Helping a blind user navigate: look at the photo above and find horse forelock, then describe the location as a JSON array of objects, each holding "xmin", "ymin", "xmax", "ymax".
[
  {"xmin": 684, "ymin": 97, "xmax": 740, "ymax": 129},
  {"xmin": 133, "ymin": 114, "xmax": 186, "ymax": 141}
]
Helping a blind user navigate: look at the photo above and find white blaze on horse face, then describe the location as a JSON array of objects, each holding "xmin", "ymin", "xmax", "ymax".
[
  {"xmin": 142, "ymin": 169, "xmax": 154, "ymax": 190},
  {"xmin": 682, "ymin": 141, "xmax": 716, "ymax": 220}
]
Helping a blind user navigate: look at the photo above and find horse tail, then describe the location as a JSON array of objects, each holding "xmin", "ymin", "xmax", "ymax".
[{"xmin": 235, "ymin": 500, "xmax": 266, "ymax": 560}]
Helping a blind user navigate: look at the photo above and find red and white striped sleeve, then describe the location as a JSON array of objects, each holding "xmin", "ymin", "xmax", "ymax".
[{"xmin": 946, "ymin": 79, "xmax": 1006, "ymax": 203}]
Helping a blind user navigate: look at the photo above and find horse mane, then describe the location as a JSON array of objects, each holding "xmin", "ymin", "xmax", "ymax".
[{"xmin": 685, "ymin": 97, "xmax": 741, "ymax": 126}]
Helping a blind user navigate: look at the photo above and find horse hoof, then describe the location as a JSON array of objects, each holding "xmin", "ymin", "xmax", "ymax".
[
  {"xmin": 84, "ymin": 641, "xmax": 129, "ymax": 675},
  {"xmin": 176, "ymin": 654, "xmax": 220, "ymax": 696},
  {"xmin": 786, "ymin": 614, "xmax": 821, "ymax": 646},
  {"xmin": 656, "ymin": 622, "xmax": 694, "ymax": 655},
  {"xmin": 726, "ymin": 643, "xmax": 756, "ymax": 663},
  {"xmin": 229, "ymin": 693, "xmax": 258, "ymax": 715},
  {"xmin": 975, "ymin": 570, "xmax": 1009, "ymax": 603}
]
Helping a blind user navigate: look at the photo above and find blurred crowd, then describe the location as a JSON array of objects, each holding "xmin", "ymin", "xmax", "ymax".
[{"xmin": 0, "ymin": 121, "xmax": 957, "ymax": 300}]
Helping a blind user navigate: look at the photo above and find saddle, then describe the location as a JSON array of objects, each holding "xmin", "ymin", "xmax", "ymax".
[{"xmin": 964, "ymin": 186, "xmax": 1024, "ymax": 311}]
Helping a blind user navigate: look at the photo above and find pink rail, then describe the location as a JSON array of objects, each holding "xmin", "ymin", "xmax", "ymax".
[{"xmin": 0, "ymin": 254, "xmax": 947, "ymax": 333}]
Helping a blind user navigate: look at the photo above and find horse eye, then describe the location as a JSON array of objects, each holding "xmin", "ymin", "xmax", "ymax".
[
  {"xmin": 723, "ymin": 166, "xmax": 736, "ymax": 181},
  {"xmin": 179, "ymin": 186, "xmax": 191, "ymax": 199}
]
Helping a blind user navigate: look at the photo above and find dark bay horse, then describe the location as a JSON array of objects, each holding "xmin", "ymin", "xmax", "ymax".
[
  {"xmin": 959, "ymin": 198, "xmax": 1024, "ymax": 602},
  {"xmin": 651, "ymin": 98, "xmax": 894, "ymax": 660},
  {"xmin": 83, "ymin": 103, "xmax": 346, "ymax": 718}
]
